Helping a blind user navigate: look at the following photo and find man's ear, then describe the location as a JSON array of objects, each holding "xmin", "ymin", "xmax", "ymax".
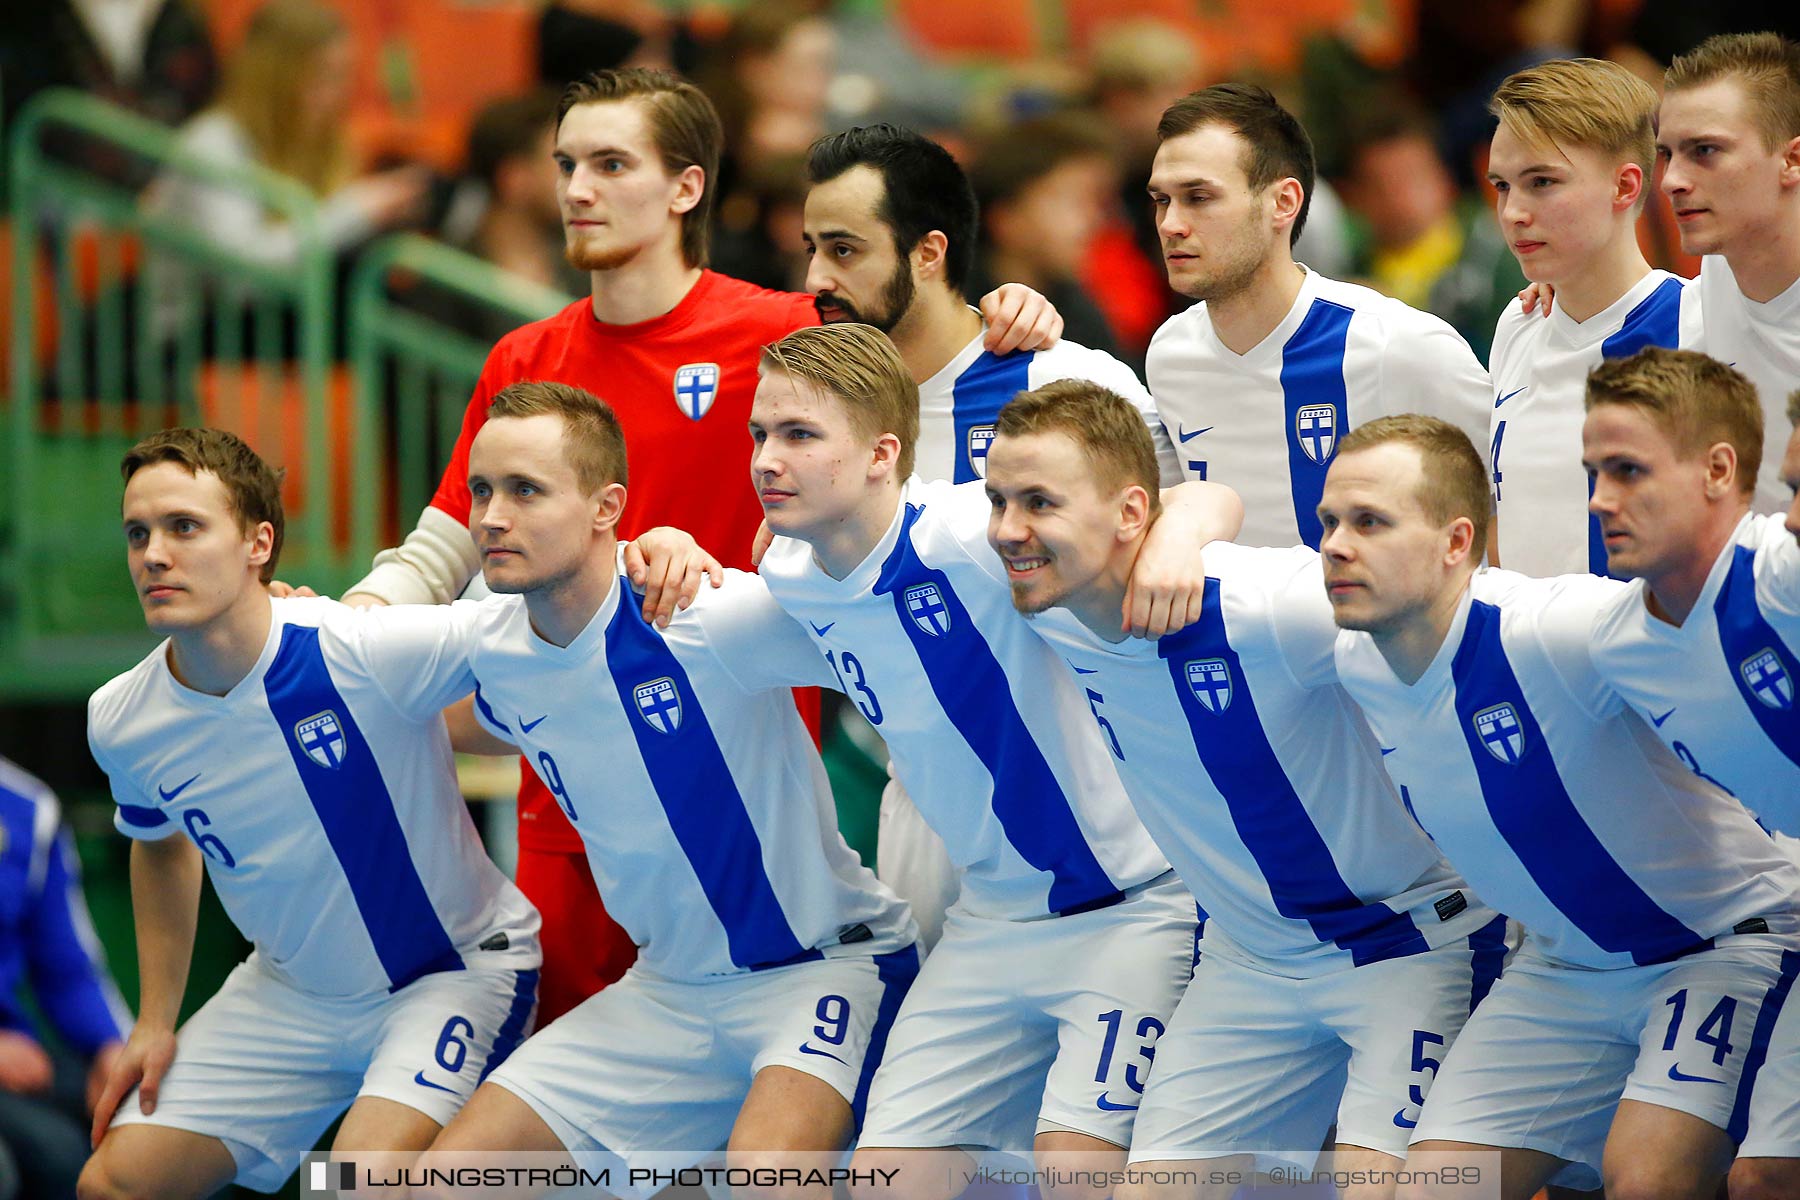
[
  {"xmin": 912, "ymin": 230, "xmax": 951, "ymax": 284},
  {"xmin": 670, "ymin": 164, "xmax": 705, "ymax": 217}
]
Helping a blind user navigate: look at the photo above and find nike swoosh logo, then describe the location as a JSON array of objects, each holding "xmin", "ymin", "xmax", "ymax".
[
  {"xmin": 158, "ymin": 774, "xmax": 201, "ymax": 802},
  {"xmin": 413, "ymin": 1071, "xmax": 460, "ymax": 1094},
  {"xmin": 1071, "ymin": 665, "xmax": 1100, "ymax": 675},
  {"xmin": 809, "ymin": 621, "xmax": 836, "ymax": 637},
  {"xmin": 1495, "ymin": 387, "xmax": 1527, "ymax": 409},
  {"xmin": 1177, "ymin": 425, "xmax": 1213, "ymax": 443},
  {"xmin": 1667, "ymin": 1064, "xmax": 1725, "ymax": 1084},
  {"xmin": 798, "ymin": 1044, "xmax": 847, "ymax": 1064},
  {"xmin": 520, "ymin": 715, "xmax": 548, "ymax": 732},
  {"xmin": 1380, "ymin": 747, "xmax": 1396, "ymax": 756},
  {"xmin": 1095, "ymin": 1093, "xmax": 1140, "ymax": 1111},
  {"xmin": 1651, "ymin": 707, "xmax": 1677, "ymax": 728}
]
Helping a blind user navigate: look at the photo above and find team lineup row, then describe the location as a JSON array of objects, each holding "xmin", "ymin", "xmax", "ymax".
[{"xmin": 70, "ymin": 28, "xmax": 1800, "ymax": 1200}]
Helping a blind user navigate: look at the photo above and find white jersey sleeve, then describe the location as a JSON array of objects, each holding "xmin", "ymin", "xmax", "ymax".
[
  {"xmin": 339, "ymin": 599, "xmax": 483, "ymax": 721},
  {"xmin": 1695, "ymin": 256, "xmax": 1800, "ymax": 517},
  {"xmin": 1591, "ymin": 513, "xmax": 1800, "ymax": 833},
  {"xmin": 690, "ymin": 571, "xmax": 839, "ymax": 694},
  {"xmin": 1374, "ymin": 306, "xmax": 1493, "ymax": 469},
  {"xmin": 1204, "ymin": 541, "xmax": 1339, "ymax": 690}
]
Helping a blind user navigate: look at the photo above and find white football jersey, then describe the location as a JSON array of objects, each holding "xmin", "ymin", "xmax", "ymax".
[
  {"xmin": 758, "ymin": 478, "xmax": 1172, "ymax": 921},
  {"xmin": 1694, "ymin": 256, "xmax": 1800, "ymax": 518},
  {"xmin": 915, "ymin": 330, "xmax": 1181, "ymax": 487},
  {"xmin": 87, "ymin": 598, "xmax": 540, "ymax": 997},
  {"xmin": 466, "ymin": 570, "xmax": 915, "ymax": 981},
  {"xmin": 1334, "ymin": 570, "xmax": 1800, "ymax": 969},
  {"xmin": 1591, "ymin": 513, "xmax": 1800, "ymax": 834},
  {"xmin": 1488, "ymin": 270, "xmax": 1701, "ymax": 577},
  {"xmin": 1025, "ymin": 542, "xmax": 1496, "ymax": 977},
  {"xmin": 1147, "ymin": 267, "xmax": 1491, "ymax": 548}
]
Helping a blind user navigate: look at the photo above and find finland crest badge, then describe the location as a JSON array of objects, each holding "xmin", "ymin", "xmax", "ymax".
[
  {"xmin": 904, "ymin": 583, "xmax": 952, "ymax": 637},
  {"xmin": 1473, "ymin": 703, "xmax": 1525, "ymax": 764},
  {"xmin": 1184, "ymin": 658, "xmax": 1232, "ymax": 712},
  {"xmin": 633, "ymin": 677, "xmax": 683, "ymax": 734},
  {"xmin": 1741, "ymin": 647, "xmax": 1795, "ymax": 710},
  {"xmin": 295, "ymin": 710, "xmax": 347, "ymax": 769},
  {"xmin": 1295, "ymin": 403, "xmax": 1337, "ymax": 464},
  {"xmin": 673, "ymin": 362, "xmax": 720, "ymax": 421},
  {"xmin": 966, "ymin": 425, "xmax": 996, "ymax": 479}
]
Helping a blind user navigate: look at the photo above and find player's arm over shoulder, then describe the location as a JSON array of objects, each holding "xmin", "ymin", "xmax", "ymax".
[
  {"xmin": 331, "ymin": 596, "xmax": 485, "ymax": 721},
  {"xmin": 694, "ymin": 570, "xmax": 839, "ymax": 694}
]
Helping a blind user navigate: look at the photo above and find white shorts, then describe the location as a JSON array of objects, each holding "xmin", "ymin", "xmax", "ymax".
[
  {"xmin": 858, "ymin": 874, "xmax": 1197, "ymax": 1152},
  {"xmin": 1413, "ymin": 933, "xmax": 1800, "ymax": 1190},
  {"xmin": 487, "ymin": 947, "xmax": 919, "ymax": 1195},
  {"xmin": 110, "ymin": 954, "xmax": 538, "ymax": 1192},
  {"xmin": 877, "ymin": 773, "xmax": 960, "ymax": 954},
  {"xmin": 1738, "ymin": 945, "xmax": 1800, "ymax": 1158},
  {"xmin": 1129, "ymin": 916, "xmax": 1507, "ymax": 1169}
]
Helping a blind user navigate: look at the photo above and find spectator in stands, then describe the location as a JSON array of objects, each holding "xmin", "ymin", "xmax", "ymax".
[
  {"xmin": 969, "ymin": 114, "xmax": 1123, "ymax": 358},
  {"xmin": 1, "ymin": 0, "xmax": 216, "ymax": 197},
  {"xmin": 143, "ymin": 0, "xmax": 428, "ymax": 337},
  {"xmin": 1084, "ymin": 19, "xmax": 1210, "ymax": 355},
  {"xmin": 0, "ymin": 756, "xmax": 130, "ymax": 1200},
  {"xmin": 1335, "ymin": 101, "xmax": 1526, "ymax": 359},
  {"xmin": 445, "ymin": 89, "xmax": 586, "ymax": 298}
]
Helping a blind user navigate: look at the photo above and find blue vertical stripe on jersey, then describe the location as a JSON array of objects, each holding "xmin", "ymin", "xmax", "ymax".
[
  {"xmin": 1449, "ymin": 601, "xmax": 1710, "ymax": 964},
  {"xmin": 1468, "ymin": 914, "xmax": 1507, "ymax": 1011},
  {"xmin": 116, "ymin": 803, "xmax": 169, "ymax": 830},
  {"xmin": 1600, "ymin": 277, "xmax": 1685, "ymax": 361},
  {"xmin": 1279, "ymin": 299, "xmax": 1354, "ymax": 548},
  {"xmin": 263, "ymin": 625, "xmax": 464, "ymax": 991},
  {"xmin": 1158, "ymin": 582, "xmax": 1431, "ymax": 966},
  {"xmin": 951, "ymin": 350, "xmax": 1034, "ymax": 483},
  {"xmin": 478, "ymin": 967, "xmax": 540, "ymax": 1083},
  {"xmin": 876, "ymin": 503, "xmax": 1124, "ymax": 915},
  {"xmin": 1590, "ymin": 278, "xmax": 1686, "ymax": 579},
  {"xmin": 1714, "ymin": 545, "xmax": 1800, "ymax": 770},
  {"xmin": 602, "ymin": 577, "xmax": 818, "ymax": 971},
  {"xmin": 850, "ymin": 945, "xmax": 922, "ymax": 1130},
  {"xmin": 1728, "ymin": 946, "xmax": 1799, "ymax": 1143}
]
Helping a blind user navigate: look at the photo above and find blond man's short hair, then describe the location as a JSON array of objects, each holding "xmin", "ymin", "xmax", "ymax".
[
  {"xmin": 994, "ymin": 381, "xmax": 1161, "ymax": 516},
  {"xmin": 1666, "ymin": 32, "xmax": 1800, "ymax": 151},
  {"xmin": 1788, "ymin": 388, "xmax": 1800, "ymax": 427},
  {"xmin": 1337, "ymin": 415, "xmax": 1492, "ymax": 559},
  {"xmin": 1489, "ymin": 58, "xmax": 1660, "ymax": 201},
  {"xmin": 761, "ymin": 325, "xmax": 920, "ymax": 479},
  {"xmin": 1584, "ymin": 347, "xmax": 1763, "ymax": 498},
  {"xmin": 487, "ymin": 381, "xmax": 629, "ymax": 495}
]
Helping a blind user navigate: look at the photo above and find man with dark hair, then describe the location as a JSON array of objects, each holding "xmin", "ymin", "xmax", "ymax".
[
  {"xmin": 800, "ymin": 122, "xmax": 1182, "ymax": 948},
  {"xmin": 1146, "ymin": 83, "xmax": 1491, "ymax": 550},
  {"xmin": 330, "ymin": 68, "xmax": 1060, "ymax": 1024},
  {"xmin": 969, "ymin": 115, "xmax": 1123, "ymax": 357},
  {"xmin": 1319, "ymin": 414, "xmax": 1800, "ymax": 1200},
  {"xmin": 82, "ymin": 428, "xmax": 543, "ymax": 1199}
]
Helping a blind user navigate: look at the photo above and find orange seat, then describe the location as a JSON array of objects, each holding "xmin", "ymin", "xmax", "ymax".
[
  {"xmin": 195, "ymin": 361, "xmax": 362, "ymax": 549},
  {"xmin": 893, "ymin": 0, "xmax": 1040, "ymax": 59}
]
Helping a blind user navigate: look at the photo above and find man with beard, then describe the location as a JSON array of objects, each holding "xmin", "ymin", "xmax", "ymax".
[
  {"xmin": 1145, "ymin": 84, "xmax": 1491, "ymax": 550},
  {"xmin": 332, "ymin": 69, "xmax": 1058, "ymax": 1025},
  {"xmin": 797, "ymin": 123, "xmax": 1183, "ymax": 949}
]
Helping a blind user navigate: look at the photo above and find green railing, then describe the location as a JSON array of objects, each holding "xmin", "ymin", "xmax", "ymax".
[
  {"xmin": 1, "ymin": 90, "xmax": 572, "ymax": 697},
  {"xmin": 4, "ymin": 88, "xmax": 338, "ymax": 696},
  {"xmin": 346, "ymin": 233, "xmax": 571, "ymax": 548}
]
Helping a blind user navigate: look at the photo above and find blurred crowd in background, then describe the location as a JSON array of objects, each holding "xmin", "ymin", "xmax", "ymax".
[{"xmin": 9, "ymin": 0, "xmax": 1799, "ymax": 378}]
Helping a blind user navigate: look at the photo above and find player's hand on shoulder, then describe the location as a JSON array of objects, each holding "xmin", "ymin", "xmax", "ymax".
[
  {"xmin": 267, "ymin": 579, "xmax": 319, "ymax": 598},
  {"xmin": 750, "ymin": 519, "xmax": 774, "ymax": 568},
  {"xmin": 979, "ymin": 283, "xmax": 1063, "ymax": 354},
  {"xmin": 90, "ymin": 1025, "xmax": 176, "ymax": 1146},
  {"xmin": 1123, "ymin": 537, "xmax": 1208, "ymax": 640},
  {"xmin": 0, "ymin": 1028, "xmax": 54, "ymax": 1095},
  {"xmin": 625, "ymin": 527, "xmax": 725, "ymax": 629},
  {"xmin": 1518, "ymin": 281, "xmax": 1555, "ymax": 318}
]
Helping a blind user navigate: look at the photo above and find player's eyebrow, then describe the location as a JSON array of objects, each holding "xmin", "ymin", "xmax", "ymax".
[
  {"xmin": 1489, "ymin": 163, "xmax": 1560, "ymax": 179},
  {"xmin": 1148, "ymin": 176, "xmax": 1218, "ymax": 194},
  {"xmin": 813, "ymin": 228, "xmax": 865, "ymax": 244}
]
